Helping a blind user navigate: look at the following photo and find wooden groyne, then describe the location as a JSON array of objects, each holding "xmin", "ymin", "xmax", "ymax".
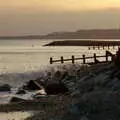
[
  {"xmin": 50, "ymin": 51, "xmax": 115, "ymax": 65},
  {"xmin": 88, "ymin": 45, "xmax": 119, "ymax": 50}
]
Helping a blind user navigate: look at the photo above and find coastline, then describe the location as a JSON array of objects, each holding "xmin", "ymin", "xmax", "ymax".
[{"xmin": 1, "ymin": 62, "xmax": 120, "ymax": 120}]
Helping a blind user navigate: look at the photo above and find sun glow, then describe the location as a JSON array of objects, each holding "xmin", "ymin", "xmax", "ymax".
[{"xmin": 0, "ymin": 0, "xmax": 120, "ymax": 12}]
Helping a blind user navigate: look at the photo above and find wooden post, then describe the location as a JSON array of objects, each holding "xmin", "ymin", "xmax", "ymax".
[
  {"xmin": 88, "ymin": 46, "xmax": 90, "ymax": 50},
  {"xmin": 93, "ymin": 46, "xmax": 95, "ymax": 50},
  {"xmin": 111, "ymin": 55, "xmax": 115, "ymax": 61},
  {"xmin": 83, "ymin": 54, "xmax": 85, "ymax": 64},
  {"xmin": 94, "ymin": 53, "xmax": 97, "ymax": 63},
  {"xmin": 106, "ymin": 51, "xmax": 108, "ymax": 62},
  {"xmin": 61, "ymin": 56, "xmax": 64, "ymax": 63},
  {"xmin": 118, "ymin": 46, "xmax": 120, "ymax": 50},
  {"xmin": 50, "ymin": 57, "xmax": 53, "ymax": 64},
  {"xmin": 113, "ymin": 45, "xmax": 115, "ymax": 49},
  {"xmin": 98, "ymin": 46, "xmax": 100, "ymax": 50},
  {"xmin": 108, "ymin": 45, "xmax": 110, "ymax": 49},
  {"xmin": 72, "ymin": 55, "xmax": 75, "ymax": 64},
  {"xmin": 103, "ymin": 46, "xmax": 104, "ymax": 50}
]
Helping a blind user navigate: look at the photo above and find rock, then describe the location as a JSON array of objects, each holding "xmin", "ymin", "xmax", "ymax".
[
  {"xmin": 10, "ymin": 97, "xmax": 27, "ymax": 103},
  {"xmin": 24, "ymin": 80, "xmax": 43, "ymax": 90},
  {"xmin": 108, "ymin": 77, "xmax": 120, "ymax": 91},
  {"xmin": 80, "ymin": 116, "xmax": 89, "ymax": 120},
  {"xmin": 33, "ymin": 89, "xmax": 47, "ymax": 98},
  {"xmin": 71, "ymin": 90, "xmax": 81, "ymax": 96},
  {"xmin": 16, "ymin": 89, "xmax": 26, "ymax": 94},
  {"xmin": 36, "ymin": 78, "xmax": 45, "ymax": 87},
  {"xmin": 45, "ymin": 83, "xmax": 69, "ymax": 95},
  {"xmin": 0, "ymin": 84, "xmax": 11, "ymax": 91}
]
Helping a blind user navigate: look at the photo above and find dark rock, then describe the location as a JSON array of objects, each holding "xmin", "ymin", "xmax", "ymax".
[
  {"xmin": 45, "ymin": 83, "xmax": 69, "ymax": 95},
  {"xmin": 62, "ymin": 71, "xmax": 69, "ymax": 80},
  {"xmin": 16, "ymin": 89, "xmax": 26, "ymax": 94},
  {"xmin": 108, "ymin": 78, "xmax": 120, "ymax": 91},
  {"xmin": 10, "ymin": 97, "xmax": 26, "ymax": 103},
  {"xmin": 23, "ymin": 80, "xmax": 43, "ymax": 90},
  {"xmin": 0, "ymin": 84, "xmax": 11, "ymax": 91},
  {"xmin": 35, "ymin": 78, "xmax": 46, "ymax": 87}
]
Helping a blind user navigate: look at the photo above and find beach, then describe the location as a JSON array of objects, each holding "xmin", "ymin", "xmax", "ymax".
[
  {"xmin": 0, "ymin": 39, "xmax": 120, "ymax": 120},
  {"xmin": 1, "ymin": 62, "xmax": 120, "ymax": 120}
]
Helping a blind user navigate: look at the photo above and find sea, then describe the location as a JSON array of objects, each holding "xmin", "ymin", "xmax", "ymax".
[{"xmin": 0, "ymin": 39, "xmax": 119, "ymax": 104}]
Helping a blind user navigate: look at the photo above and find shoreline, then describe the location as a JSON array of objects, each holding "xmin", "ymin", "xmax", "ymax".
[{"xmin": 1, "ymin": 62, "xmax": 120, "ymax": 120}]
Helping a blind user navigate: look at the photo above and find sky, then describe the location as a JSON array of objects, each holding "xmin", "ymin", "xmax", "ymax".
[{"xmin": 0, "ymin": 0, "xmax": 120, "ymax": 36}]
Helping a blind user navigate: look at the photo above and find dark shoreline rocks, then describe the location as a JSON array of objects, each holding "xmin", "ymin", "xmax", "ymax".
[
  {"xmin": 23, "ymin": 80, "xmax": 43, "ymax": 90},
  {"xmin": 23, "ymin": 79, "xmax": 69, "ymax": 95},
  {"xmin": 10, "ymin": 97, "xmax": 27, "ymax": 103},
  {"xmin": 0, "ymin": 84, "xmax": 11, "ymax": 91},
  {"xmin": 22, "ymin": 70, "xmax": 69, "ymax": 95},
  {"xmin": 2, "ymin": 63, "xmax": 120, "ymax": 120},
  {"xmin": 16, "ymin": 89, "xmax": 26, "ymax": 94}
]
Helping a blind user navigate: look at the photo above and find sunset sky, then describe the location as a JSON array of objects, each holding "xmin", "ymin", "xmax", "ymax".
[{"xmin": 0, "ymin": 0, "xmax": 120, "ymax": 36}]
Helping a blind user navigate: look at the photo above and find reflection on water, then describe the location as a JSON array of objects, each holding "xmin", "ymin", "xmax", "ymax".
[{"xmin": 0, "ymin": 39, "xmax": 118, "ymax": 73}]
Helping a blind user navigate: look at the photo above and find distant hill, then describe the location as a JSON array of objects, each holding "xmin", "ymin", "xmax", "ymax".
[
  {"xmin": 42, "ymin": 29, "xmax": 120, "ymax": 39},
  {"xmin": 0, "ymin": 35, "xmax": 43, "ymax": 40},
  {"xmin": 1, "ymin": 29, "xmax": 120, "ymax": 39}
]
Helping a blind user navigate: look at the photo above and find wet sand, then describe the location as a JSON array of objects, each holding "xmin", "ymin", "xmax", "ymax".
[
  {"xmin": 0, "ymin": 95, "xmax": 77, "ymax": 120},
  {"xmin": 0, "ymin": 111, "xmax": 34, "ymax": 120}
]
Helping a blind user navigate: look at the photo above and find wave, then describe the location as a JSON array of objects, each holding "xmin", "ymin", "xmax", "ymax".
[{"xmin": 0, "ymin": 63, "xmax": 86, "ymax": 88}]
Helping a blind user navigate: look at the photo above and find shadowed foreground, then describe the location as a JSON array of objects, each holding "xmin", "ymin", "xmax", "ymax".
[{"xmin": 1, "ymin": 63, "xmax": 120, "ymax": 120}]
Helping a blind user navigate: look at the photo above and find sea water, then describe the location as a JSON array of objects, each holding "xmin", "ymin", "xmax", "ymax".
[
  {"xmin": 0, "ymin": 39, "xmax": 118, "ymax": 85},
  {"xmin": 0, "ymin": 39, "xmax": 118, "ymax": 103}
]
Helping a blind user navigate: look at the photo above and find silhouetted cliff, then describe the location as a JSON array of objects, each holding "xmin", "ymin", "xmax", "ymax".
[
  {"xmin": 43, "ymin": 29, "xmax": 120, "ymax": 39},
  {"xmin": 1, "ymin": 29, "xmax": 120, "ymax": 39}
]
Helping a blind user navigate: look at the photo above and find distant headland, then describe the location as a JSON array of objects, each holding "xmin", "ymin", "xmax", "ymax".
[{"xmin": 1, "ymin": 29, "xmax": 120, "ymax": 39}]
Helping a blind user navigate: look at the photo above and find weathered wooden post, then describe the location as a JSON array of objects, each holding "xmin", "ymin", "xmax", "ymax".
[
  {"xmin": 50, "ymin": 57, "xmax": 53, "ymax": 64},
  {"xmin": 83, "ymin": 54, "xmax": 85, "ymax": 64},
  {"xmin": 106, "ymin": 51, "xmax": 108, "ymax": 62},
  {"xmin": 118, "ymin": 46, "xmax": 120, "ymax": 50},
  {"xmin": 103, "ymin": 45, "xmax": 104, "ymax": 50},
  {"xmin": 108, "ymin": 45, "xmax": 110, "ymax": 49},
  {"xmin": 111, "ymin": 55, "xmax": 115, "ymax": 62},
  {"xmin": 98, "ymin": 46, "xmax": 100, "ymax": 50},
  {"xmin": 113, "ymin": 45, "xmax": 115, "ymax": 49},
  {"xmin": 61, "ymin": 56, "xmax": 64, "ymax": 63},
  {"xmin": 88, "ymin": 46, "xmax": 90, "ymax": 50},
  {"xmin": 93, "ymin": 46, "xmax": 95, "ymax": 50},
  {"xmin": 72, "ymin": 55, "xmax": 75, "ymax": 64},
  {"xmin": 94, "ymin": 53, "xmax": 97, "ymax": 63}
]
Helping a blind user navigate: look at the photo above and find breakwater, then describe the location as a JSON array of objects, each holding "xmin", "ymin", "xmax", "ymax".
[{"xmin": 44, "ymin": 40, "xmax": 120, "ymax": 46}]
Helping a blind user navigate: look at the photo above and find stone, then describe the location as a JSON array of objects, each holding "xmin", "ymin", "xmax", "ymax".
[
  {"xmin": 108, "ymin": 77, "xmax": 120, "ymax": 91},
  {"xmin": 16, "ymin": 89, "xmax": 26, "ymax": 94},
  {"xmin": 33, "ymin": 89, "xmax": 47, "ymax": 98},
  {"xmin": 45, "ymin": 82, "xmax": 69, "ymax": 95},
  {"xmin": 0, "ymin": 84, "xmax": 11, "ymax": 91},
  {"xmin": 24, "ymin": 80, "xmax": 43, "ymax": 90},
  {"xmin": 10, "ymin": 97, "xmax": 26, "ymax": 103},
  {"xmin": 80, "ymin": 116, "xmax": 89, "ymax": 120}
]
